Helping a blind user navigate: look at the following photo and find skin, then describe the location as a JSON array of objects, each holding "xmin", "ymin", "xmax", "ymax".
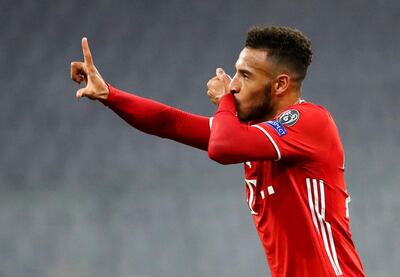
[
  {"xmin": 207, "ymin": 47, "xmax": 302, "ymax": 122},
  {"xmin": 71, "ymin": 39, "xmax": 302, "ymax": 123},
  {"xmin": 70, "ymin": 38, "xmax": 108, "ymax": 100}
]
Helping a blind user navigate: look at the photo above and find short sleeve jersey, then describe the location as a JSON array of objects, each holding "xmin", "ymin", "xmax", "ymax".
[{"xmin": 244, "ymin": 101, "xmax": 365, "ymax": 277}]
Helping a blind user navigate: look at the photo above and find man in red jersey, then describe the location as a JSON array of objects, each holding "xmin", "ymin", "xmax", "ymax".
[{"xmin": 71, "ymin": 26, "xmax": 365, "ymax": 276}]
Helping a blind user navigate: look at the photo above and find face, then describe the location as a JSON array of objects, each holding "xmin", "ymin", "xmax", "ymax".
[{"xmin": 230, "ymin": 47, "xmax": 275, "ymax": 122}]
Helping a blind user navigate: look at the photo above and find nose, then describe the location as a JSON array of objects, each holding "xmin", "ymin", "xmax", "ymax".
[{"xmin": 229, "ymin": 75, "xmax": 240, "ymax": 94}]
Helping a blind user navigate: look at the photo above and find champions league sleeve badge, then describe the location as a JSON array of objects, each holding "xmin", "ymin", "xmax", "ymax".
[
  {"xmin": 277, "ymin": 109, "xmax": 300, "ymax": 127},
  {"xmin": 266, "ymin": 120, "xmax": 287, "ymax": 136},
  {"xmin": 264, "ymin": 109, "xmax": 300, "ymax": 137}
]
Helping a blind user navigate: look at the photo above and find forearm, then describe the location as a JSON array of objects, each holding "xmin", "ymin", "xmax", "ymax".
[
  {"xmin": 208, "ymin": 94, "xmax": 277, "ymax": 164},
  {"xmin": 102, "ymin": 84, "xmax": 211, "ymax": 151}
]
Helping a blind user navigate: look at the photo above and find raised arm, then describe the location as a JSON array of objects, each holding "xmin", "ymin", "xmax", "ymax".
[
  {"xmin": 70, "ymin": 38, "xmax": 210, "ymax": 151},
  {"xmin": 102, "ymin": 85, "xmax": 211, "ymax": 150}
]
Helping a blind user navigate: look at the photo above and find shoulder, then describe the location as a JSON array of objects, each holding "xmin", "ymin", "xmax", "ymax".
[
  {"xmin": 293, "ymin": 100, "xmax": 331, "ymax": 120},
  {"xmin": 253, "ymin": 101, "xmax": 339, "ymax": 161},
  {"xmin": 254, "ymin": 100, "xmax": 337, "ymax": 138},
  {"xmin": 274, "ymin": 101, "xmax": 333, "ymax": 132}
]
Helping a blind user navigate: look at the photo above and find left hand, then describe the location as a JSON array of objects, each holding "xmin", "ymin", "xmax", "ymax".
[
  {"xmin": 207, "ymin": 68, "xmax": 231, "ymax": 105},
  {"xmin": 70, "ymin": 37, "xmax": 109, "ymax": 100}
]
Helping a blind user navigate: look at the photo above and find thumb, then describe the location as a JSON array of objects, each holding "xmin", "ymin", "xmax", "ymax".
[
  {"xmin": 216, "ymin": 67, "xmax": 225, "ymax": 79},
  {"xmin": 76, "ymin": 87, "xmax": 88, "ymax": 99},
  {"xmin": 216, "ymin": 67, "xmax": 231, "ymax": 83}
]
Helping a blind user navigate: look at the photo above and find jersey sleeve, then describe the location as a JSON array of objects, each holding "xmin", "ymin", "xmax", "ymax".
[
  {"xmin": 102, "ymin": 84, "xmax": 212, "ymax": 151},
  {"xmin": 207, "ymin": 94, "xmax": 279, "ymax": 164},
  {"xmin": 252, "ymin": 103, "xmax": 334, "ymax": 161}
]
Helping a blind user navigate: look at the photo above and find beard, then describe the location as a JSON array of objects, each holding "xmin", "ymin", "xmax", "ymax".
[{"xmin": 236, "ymin": 82, "xmax": 274, "ymax": 123}]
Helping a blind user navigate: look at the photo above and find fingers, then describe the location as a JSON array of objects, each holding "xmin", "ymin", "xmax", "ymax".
[
  {"xmin": 207, "ymin": 89, "xmax": 218, "ymax": 105},
  {"xmin": 70, "ymin": 61, "xmax": 87, "ymax": 84},
  {"xmin": 207, "ymin": 76, "xmax": 219, "ymax": 87},
  {"xmin": 82, "ymin": 37, "xmax": 95, "ymax": 70}
]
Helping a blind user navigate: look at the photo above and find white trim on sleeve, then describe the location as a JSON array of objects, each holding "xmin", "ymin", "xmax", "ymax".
[
  {"xmin": 251, "ymin": 124, "xmax": 282, "ymax": 161},
  {"xmin": 209, "ymin": 117, "xmax": 214, "ymax": 129}
]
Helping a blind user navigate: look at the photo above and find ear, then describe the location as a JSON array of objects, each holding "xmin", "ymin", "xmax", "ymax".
[{"xmin": 273, "ymin": 74, "xmax": 290, "ymax": 95}]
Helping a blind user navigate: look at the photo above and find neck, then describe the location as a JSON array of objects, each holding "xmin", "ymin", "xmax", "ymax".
[
  {"xmin": 264, "ymin": 91, "xmax": 301, "ymax": 121},
  {"xmin": 276, "ymin": 94, "xmax": 301, "ymax": 115}
]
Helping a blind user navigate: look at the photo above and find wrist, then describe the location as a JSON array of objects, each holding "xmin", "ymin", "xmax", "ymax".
[
  {"xmin": 98, "ymin": 83, "xmax": 113, "ymax": 105},
  {"xmin": 98, "ymin": 89, "xmax": 109, "ymax": 100},
  {"xmin": 217, "ymin": 93, "xmax": 236, "ymax": 114}
]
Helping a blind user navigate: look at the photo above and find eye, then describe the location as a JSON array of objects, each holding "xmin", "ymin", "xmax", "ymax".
[
  {"xmin": 236, "ymin": 70, "xmax": 251, "ymax": 80},
  {"xmin": 241, "ymin": 72, "xmax": 249, "ymax": 79}
]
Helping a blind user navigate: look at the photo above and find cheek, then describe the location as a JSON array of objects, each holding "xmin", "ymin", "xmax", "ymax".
[
  {"xmin": 241, "ymin": 86, "xmax": 270, "ymax": 114},
  {"xmin": 242, "ymin": 85, "xmax": 264, "ymax": 105},
  {"xmin": 238, "ymin": 83, "xmax": 255, "ymax": 100}
]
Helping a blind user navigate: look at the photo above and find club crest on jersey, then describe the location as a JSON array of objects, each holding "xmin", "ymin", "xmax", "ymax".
[{"xmin": 277, "ymin": 109, "xmax": 300, "ymax": 127}]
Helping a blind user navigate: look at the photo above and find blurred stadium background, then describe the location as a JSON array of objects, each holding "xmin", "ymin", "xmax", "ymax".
[{"xmin": 0, "ymin": 0, "xmax": 399, "ymax": 276}]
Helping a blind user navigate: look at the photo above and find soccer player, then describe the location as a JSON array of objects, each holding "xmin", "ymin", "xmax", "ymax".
[{"xmin": 70, "ymin": 26, "xmax": 366, "ymax": 277}]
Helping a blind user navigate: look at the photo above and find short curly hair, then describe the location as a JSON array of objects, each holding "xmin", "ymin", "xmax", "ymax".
[{"xmin": 245, "ymin": 26, "xmax": 312, "ymax": 80}]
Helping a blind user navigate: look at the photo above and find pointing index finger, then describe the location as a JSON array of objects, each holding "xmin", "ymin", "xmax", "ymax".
[{"xmin": 82, "ymin": 37, "xmax": 94, "ymax": 67}]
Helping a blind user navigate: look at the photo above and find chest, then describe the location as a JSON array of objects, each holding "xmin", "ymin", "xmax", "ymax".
[
  {"xmin": 243, "ymin": 159, "xmax": 308, "ymax": 216},
  {"xmin": 244, "ymin": 161, "xmax": 277, "ymax": 215}
]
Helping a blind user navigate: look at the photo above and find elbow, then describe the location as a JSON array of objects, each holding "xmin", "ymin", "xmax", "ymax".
[{"xmin": 208, "ymin": 141, "xmax": 234, "ymax": 165}]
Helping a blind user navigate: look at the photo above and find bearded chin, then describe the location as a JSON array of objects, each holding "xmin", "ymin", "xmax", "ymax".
[{"xmin": 238, "ymin": 84, "xmax": 273, "ymax": 123}]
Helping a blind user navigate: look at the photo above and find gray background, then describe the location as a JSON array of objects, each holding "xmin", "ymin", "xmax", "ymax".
[{"xmin": 0, "ymin": 0, "xmax": 399, "ymax": 276}]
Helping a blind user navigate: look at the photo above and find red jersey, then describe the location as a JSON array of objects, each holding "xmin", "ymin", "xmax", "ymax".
[
  {"xmin": 242, "ymin": 100, "xmax": 365, "ymax": 276},
  {"xmin": 103, "ymin": 86, "xmax": 365, "ymax": 277}
]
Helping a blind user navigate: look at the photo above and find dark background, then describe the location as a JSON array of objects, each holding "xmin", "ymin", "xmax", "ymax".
[{"xmin": 1, "ymin": 0, "xmax": 399, "ymax": 276}]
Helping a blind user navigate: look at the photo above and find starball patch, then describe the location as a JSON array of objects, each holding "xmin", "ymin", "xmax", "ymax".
[{"xmin": 277, "ymin": 109, "xmax": 300, "ymax": 127}]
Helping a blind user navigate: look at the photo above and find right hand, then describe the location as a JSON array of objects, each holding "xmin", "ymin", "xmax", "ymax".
[
  {"xmin": 70, "ymin": 37, "xmax": 109, "ymax": 100},
  {"xmin": 207, "ymin": 68, "xmax": 231, "ymax": 105}
]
